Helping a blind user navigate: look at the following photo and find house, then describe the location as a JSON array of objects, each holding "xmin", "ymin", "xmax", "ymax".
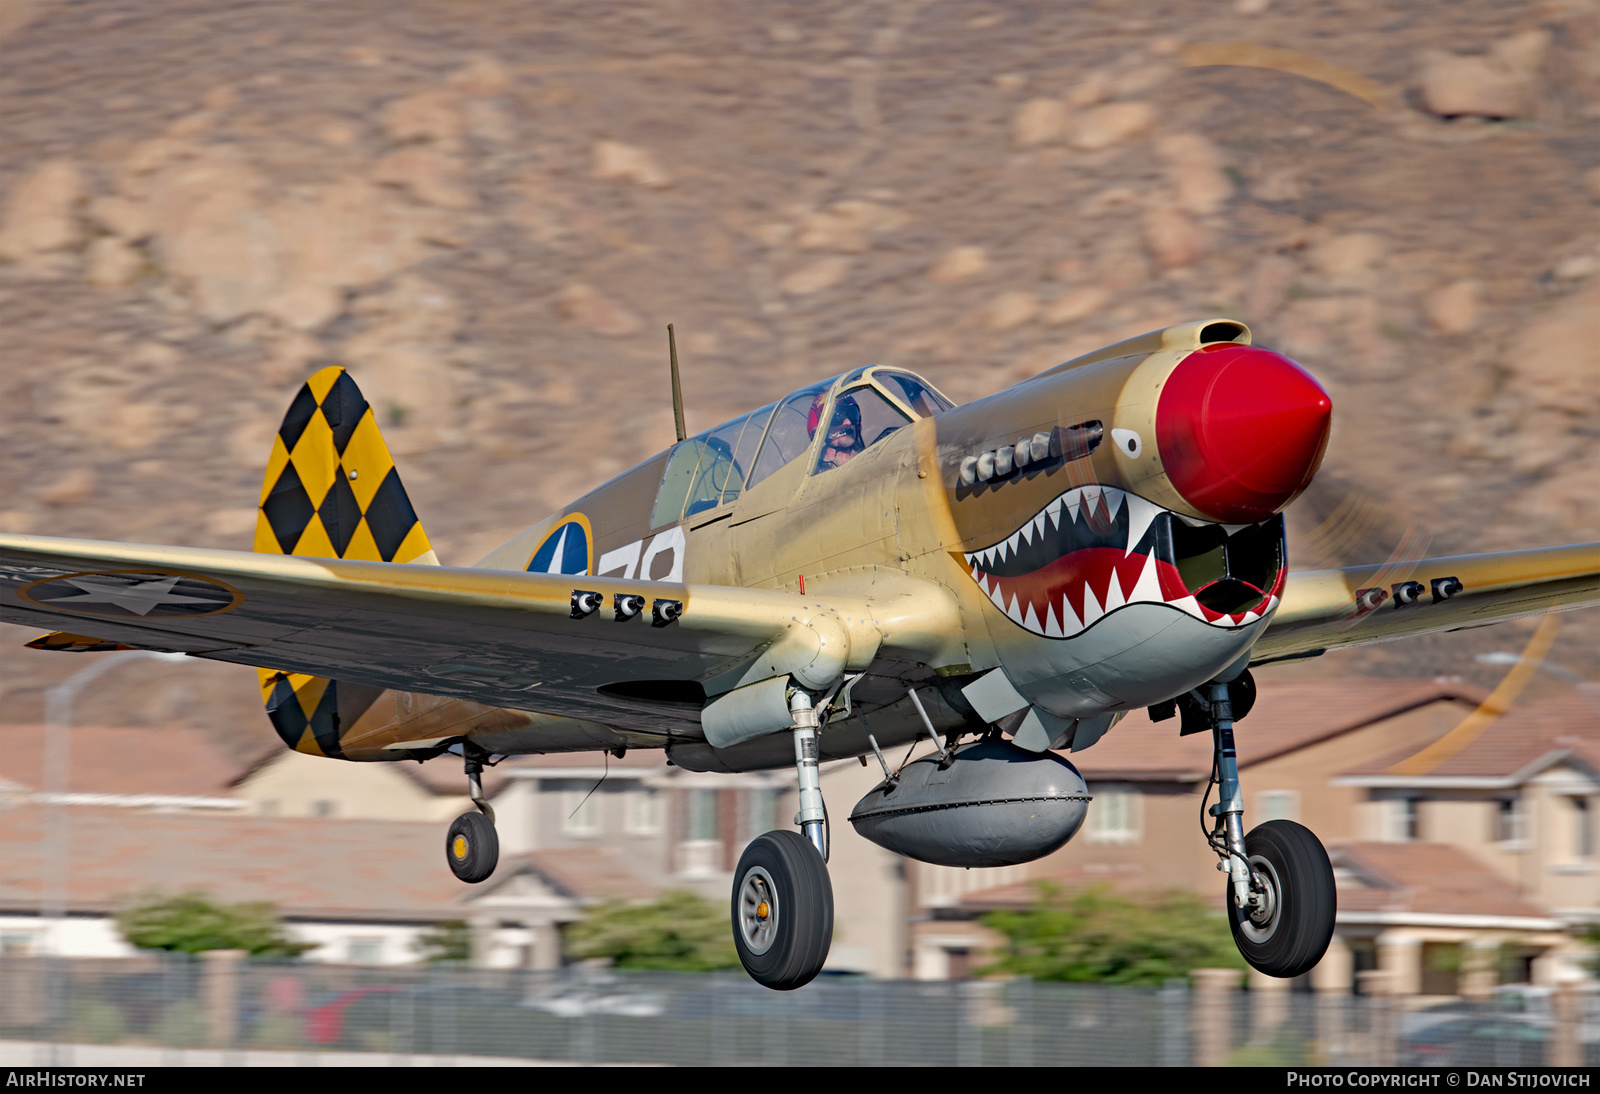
[
  {"xmin": 903, "ymin": 677, "xmax": 1487, "ymax": 980},
  {"xmin": 1329, "ymin": 685, "xmax": 1600, "ymax": 993},
  {"xmin": 0, "ymin": 723, "xmax": 242, "ymax": 813}
]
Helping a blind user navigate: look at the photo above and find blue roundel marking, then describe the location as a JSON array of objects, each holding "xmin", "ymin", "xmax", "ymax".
[{"xmin": 527, "ymin": 521, "xmax": 590, "ymax": 576}]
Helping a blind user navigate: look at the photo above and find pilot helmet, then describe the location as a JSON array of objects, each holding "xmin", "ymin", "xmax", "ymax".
[{"xmin": 808, "ymin": 392, "xmax": 862, "ymax": 440}]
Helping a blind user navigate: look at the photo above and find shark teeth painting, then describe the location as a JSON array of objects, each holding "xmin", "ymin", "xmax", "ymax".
[{"xmin": 962, "ymin": 485, "xmax": 1286, "ymax": 638}]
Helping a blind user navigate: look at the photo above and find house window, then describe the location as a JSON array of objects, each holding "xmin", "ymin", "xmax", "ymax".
[
  {"xmin": 1256, "ymin": 790, "xmax": 1299, "ymax": 823},
  {"xmin": 744, "ymin": 788, "xmax": 780, "ymax": 844},
  {"xmin": 1086, "ymin": 785, "xmax": 1141, "ymax": 844},
  {"xmin": 625, "ymin": 787, "xmax": 660, "ymax": 834},
  {"xmin": 563, "ymin": 787, "xmax": 600, "ymax": 835},
  {"xmin": 0, "ymin": 932, "xmax": 37, "ymax": 956},
  {"xmin": 1495, "ymin": 798, "xmax": 1525, "ymax": 845},
  {"xmin": 311, "ymin": 799, "xmax": 337, "ymax": 818},
  {"xmin": 1390, "ymin": 797, "xmax": 1422, "ymax": 842},
  {"xmin": 687, "ymin": 789, "xmax": 719, "ymax": 842},
  {"xmin": 1574, "ymin": 797, "xmax": 1592, "ymax": 859},
  {"xmin": 346, "ymin": 937, "xmax": 384, "ymax": 964}
]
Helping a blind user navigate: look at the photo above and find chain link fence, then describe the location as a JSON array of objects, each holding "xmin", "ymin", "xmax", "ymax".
[{"xmin": 1, "ymin": 955, "xmax": 1594, "ymax": 1066}]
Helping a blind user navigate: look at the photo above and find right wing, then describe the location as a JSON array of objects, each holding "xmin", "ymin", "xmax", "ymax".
[
  {"xmin": 1253, "ymin": 543, "xmax": 1600, "ymax": 663},
  {"xmin": 0, "ymin": 534, "xmax": 962, "ymax": 733}
]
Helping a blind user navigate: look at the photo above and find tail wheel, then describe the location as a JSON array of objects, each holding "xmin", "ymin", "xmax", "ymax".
[
  {"xmin": 1228, "ymin": 819, "xmax": 1336, "ymax": 979},
  {"xmin": 732, "ymin": 830, "xmax": 832, "ymax": 991},
  {"xmin": 446, "ymin": 811, "xmax": 499, "ymax": 884}
]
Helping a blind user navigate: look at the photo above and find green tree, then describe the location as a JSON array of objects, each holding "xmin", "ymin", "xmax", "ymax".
[
  {"xmin": 414, "ymin": 919, "xmax": 471, "ymax": 963},
  {"xmin": 979, "ymin": 884, "xmax": 1245, "ymax": 984},
  {"xmin": 564, "ymin": 891, "xmax": 739, "ymax": 971},
  {"xmin": 116, "ymin": 891, "xmax": 316, "ymax": 958}
]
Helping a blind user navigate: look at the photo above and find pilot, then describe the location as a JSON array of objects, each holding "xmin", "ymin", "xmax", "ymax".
[{"xmin": 809, "ymin": 393, "xmax": 864, "ymax": 469}]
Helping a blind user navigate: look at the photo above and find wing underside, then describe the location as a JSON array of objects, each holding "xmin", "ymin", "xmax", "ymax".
[
  {"xmin": 0, "ymin": 534, "xmax": 914, "ymax": 737},
  {"xmin": 1255, "ymin": 543, "xmax": 1600, "ymax": 663}
]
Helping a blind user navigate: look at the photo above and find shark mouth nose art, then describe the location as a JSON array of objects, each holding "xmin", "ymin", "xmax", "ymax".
[{"xmin": 962, "ymin": 485, "xmax": 1287, "ymax": 638}]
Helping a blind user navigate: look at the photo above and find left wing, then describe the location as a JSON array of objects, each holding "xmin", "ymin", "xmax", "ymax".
[
  {"xmin": 0, "ymin": 534, "xmax": 959, "ymax": 730},
  {"xmin": 1253, "ymin": 543, "xmax": 1600, "ymax": 663}
]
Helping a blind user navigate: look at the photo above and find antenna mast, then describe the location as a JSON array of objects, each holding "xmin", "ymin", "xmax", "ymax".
[{"xmin": 668, "ymin": 323, "xmax": 686, "ymax": 443}]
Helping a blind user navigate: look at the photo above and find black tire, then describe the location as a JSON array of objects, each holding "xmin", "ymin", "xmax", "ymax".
[
  {"xmin": 1227, "ymin": 819, "xmax": 1335, "ymax": 979},
  {"xmin": 731, "ymin": 830, "xmax": 833, "ymax": 991},
  {"xmin": 446, "ymin": 811, "xmax": 499, "ymax": 884}
]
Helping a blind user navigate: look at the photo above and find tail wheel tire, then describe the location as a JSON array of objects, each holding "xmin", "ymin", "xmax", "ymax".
[
  {"xmin": 1227, "ymin": 819, "xmax": 1336, "ymax": 979},
  {"xmin": 732, "ymin": 830, "xmax": 833, "ymax": 991},
  {"xmin": 446, "ymin": 811, "xmax": 499, "ymax": 884}
]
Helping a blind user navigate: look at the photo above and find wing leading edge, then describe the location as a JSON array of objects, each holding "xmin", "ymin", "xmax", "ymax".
[
  {"xmin": 1254, "ymin": 543, "xmax": 1600, "ymax": 663},
  {"xmin": 0, "ymin": 533, "xmax": 964, "ymax": 730}
]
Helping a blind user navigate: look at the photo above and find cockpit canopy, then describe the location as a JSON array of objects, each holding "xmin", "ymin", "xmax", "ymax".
[{"xmin": 650, "ymin": 367, "xmax": 954, "ymax": 529}]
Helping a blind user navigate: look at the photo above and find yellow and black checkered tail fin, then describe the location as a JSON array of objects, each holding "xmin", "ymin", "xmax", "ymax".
[
  {"xmin": 254, "ymin": 365, "xmax": 425, "ymax": 758},
  {"xmin": 254, "ymin": 364, "xmax": 437, "ymax": 566}
]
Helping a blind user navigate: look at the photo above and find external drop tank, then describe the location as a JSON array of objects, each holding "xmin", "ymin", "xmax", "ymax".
[{"xmin": 848, "ymin": 738, "xmax": 1091, "ymax": 868}]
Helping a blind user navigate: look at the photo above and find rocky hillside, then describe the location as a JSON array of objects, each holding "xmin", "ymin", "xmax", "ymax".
[{"xmin": 2, "ymin": 0, "xmax": 1596, "ymax": 761}]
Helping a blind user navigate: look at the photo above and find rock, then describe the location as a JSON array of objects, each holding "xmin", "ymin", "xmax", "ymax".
[
  {"xmin": 88, "ymin": 195, "xmax": 153, "ymax": 240},
  {"xmin": 1419, "ymin": 31, "xmax": 1547, "ymax": 119},
  {"xmin": 1312, "ymin": 232, "xmax": 1384, "ymax": 287},
  {"xmin": 1587, "ymin": 167, "xmax": 1600, "ymax": 201},
  {"xmin": 0, "ymin": 159, "xmax": 83, "ymax": 261},
  {"xmin": 981, "ymin": 290, "xmax": 1039, "ymax": 331},
  {"xmin": 1245, "ymin": 254, "xmax": 1297, "ymax": 319},
  {"xmin": 85, "ymin": 236, "xmax": 143, "ymax": 288},
  {"xmin": 793, "ymin": 201, "xmax": 905, "ymax": 252},
  {"xmin": 1235, "ymin": 0, "xmax": 1271, "ymax": 12},
  {"xmin": 1143, "ymin": 205, "xmax": 1206, "ymax": 270},
  {"xmin": 449, "ymin": 55, "xmax": 511, "ymax": 96},
  {"xmin": 1012, "ymin": 98, "xmax": 1066, "ymax": 147},
  {"xmin": 1252, "ymin": 168, "xmax": 1304, "ymax": 203},
  {"xmin": 382, "ymin": 89, "xmax": 465, "ymax": 145},
  {"xmin": 466, "ymin": 100, "xmax": 515, "ymax": 143},
  {"xmin": 780, "ymin": 256, "xmax": 849, "ymax": 295},
  {"xmin": 1042, "ymin": 286, "xmax": 1109, "ymax": 327},
  {"xmin": 1553, "ymin": 254, "xmax": 1598, "ymax": 281},
  {"xmin": 592, "ymin": 141, "xmax": 670, "ymax": 188},
  {"xmin": 1070, "ymin": 102, "xmax": 1155, "ymax": 150},
  {"xmin": 1424, "ymin": 280, "xmax": 1481, "ymax": 334},
  {"xmin": 1096, "ymin": 237, "xmax": 1151, "ymax": 290},
  {"xmin": 205, "ymin": 507, "xmax": 260, "ymax": 538},
  {"xmin": 144, "ymin": 153, "xmax": 279, "ymax": 322},
  {"xmin": 929, "ymin": 245, "xmax": 988, "ymax": 283},
  {"xmin": 265, "ymin": 179, "xmax": 443, "ymax": 329},
  {"xmin": 316, "ymin": 120, "xmax": 360, "ymax": 147},
  {"xmin": 373, "ymin": 147, "xmax": 476, "ymax": 208},
  {"xmin": 0, "ymin": 511, "xmax": 37, "ymax": 534},
  {"xmin": 40, "ymin": 468, "xmax": 97, "ymax": 507},
  {"xmin": 1113, "ymin": 64, "xmax": 1169, "ymax": 98},
  {"xmin": 107, "ymin": 401, "xmax": 167, "ymax": 451},
  {"xmin": 1066, "ymin": 74, "xmax": 1109, "ymax": 108},
  {"xmin": 1155, "ymin": 133, "xmax": 1231, "ymax": 215},
  {"xmin": 1506, "ymin": 281, "xmax": 1600, "ymax": 411},
  {"xmin": 556, "ymin": 283, "xmax": 643, "ymax": 334}
]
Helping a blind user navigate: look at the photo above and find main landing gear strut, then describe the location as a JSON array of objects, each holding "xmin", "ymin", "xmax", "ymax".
[
  {"xmin": 1195, "ymin": 676, "xmax": 1336, "ymax": 978},
  {"xmin": 732, "ymin": 686, "xmax": 834, "ymax": 990},
  {"xmin": 446, "ymin": 744, "xmax": 499, "ymax": 884}
]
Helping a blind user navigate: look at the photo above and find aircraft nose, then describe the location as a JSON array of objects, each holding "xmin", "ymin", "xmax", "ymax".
[{"xmin": 1155, "ymin": 343, "xmax": 1332, "ymax": 523}]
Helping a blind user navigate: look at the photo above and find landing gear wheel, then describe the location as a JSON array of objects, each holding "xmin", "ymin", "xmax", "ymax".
[
  {"xmin": 1227, "ymin": 819, "xmax": 1336, "ymax": 978},
  {"xmin": 732, "ymin": 830, "xmax": 833, "ymax": 991},
  {"xmin": 446, "ymin": 811, "xmax": 499, "ymax": 884}
]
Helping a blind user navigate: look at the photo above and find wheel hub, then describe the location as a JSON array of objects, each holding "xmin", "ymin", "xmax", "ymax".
[
  {"xmin": 1236, "ymin": 853, "xmax": 1282, "ymax": 943},
  {"xmin": 737, "ymin": 866, "xmax": 779, "ymax": 956}
]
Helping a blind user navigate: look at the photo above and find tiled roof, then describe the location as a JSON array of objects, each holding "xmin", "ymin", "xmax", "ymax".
[
  {"xmin": 1071, "ymin": 678, "xmax": 1483, "ymax": 780},
  {"xmin": 0, "ymin": 724, "xmax": 239, "ymax": 798},
  {"xmin": 511, "ymin": 848, "xmax": 658, "ymax": 902},
  {"xmin": 0, "ymin": 806, "xmax": 467, "ymax": 920},
  {"xmin": 1330, "ymin": 842, "xmax": 1554, "ymax": 920},
  {"xmin": 1340, "ymin": 686, "xmax": 1600, "ymax": 781}
]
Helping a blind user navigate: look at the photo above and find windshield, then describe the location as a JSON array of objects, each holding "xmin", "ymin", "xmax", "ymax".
[{"xmin": 650, "ymin": 402, "xmax": 777, "ymax": 529}]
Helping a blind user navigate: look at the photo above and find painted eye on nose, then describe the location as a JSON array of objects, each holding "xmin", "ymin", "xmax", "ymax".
[{"xmin": 1111, "ymin": 428, "xmax": 1142, "ymax": 457}]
